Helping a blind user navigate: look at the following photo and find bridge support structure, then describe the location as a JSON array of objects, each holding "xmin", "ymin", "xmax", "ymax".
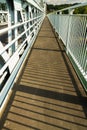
[{"xmin": 0, "ymin": 0, "xmax": 45, "ymax": 115}]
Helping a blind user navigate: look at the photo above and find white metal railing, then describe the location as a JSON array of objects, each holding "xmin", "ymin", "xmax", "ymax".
[
  {"xmin": 48, "ymin": 3, "xmax": 87, "ymax": 91},
  {"xmin": 0, "ymin": 11, "xmax": 8, "ymax": 24},
  {"xmin": 0, "ymin": 0, "xmax": 45, "ymax": 108}
]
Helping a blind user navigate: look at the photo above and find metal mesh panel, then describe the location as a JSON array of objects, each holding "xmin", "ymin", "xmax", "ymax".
[
  {"xmin": 55, "ymin": 14, "xmax": 59, "ymax": 33},
  {"xmin": 67, "ymin": 15, "xmax": 87, "ymax": 76},
  {"xmin": 48, "ymin": 13, "xmax": 87, "ymax": 90},
  {"xmin": 49, "ymin": 14, "xmax": 69, "ymax": 46},
  {"xmin": 58, "ymin": 15, "xmax": 69, "ymax": 45}
]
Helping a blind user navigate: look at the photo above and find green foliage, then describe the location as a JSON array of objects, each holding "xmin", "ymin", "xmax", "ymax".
[
  {"xmin": 47, "ymin": 4, "xmax": 71, "ymax": 13},
  {"xmin": 74, "ymin": 6, "xmax": 87, "ymax": 14},
  {"xmin": 47, "ymin": 4, "xmax": 87, "ymax": 14}
]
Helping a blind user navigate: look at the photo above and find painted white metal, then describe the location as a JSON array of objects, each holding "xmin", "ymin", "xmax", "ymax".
[
  {"xmin": 26, "ymin": 0, "xmax": 43, "ymax": 12},
  {"xmin": 0, "ymin": 11, "xmax": 8, "ymax": 24},
  {"xmin": 0, "ymin": 71, "xmax": 7, "ymax": 85},
  {"xmin": 0, "ymin": 42, "xmax": 9, "ymax": 63},
  {"xmin": 14, "ymin": 0, "xmax": 22, "ymax": 10},
  {"xmin": 0, "ymin": 16, "xmax": 43, "ymax": 75},
  {"xmin": 48, "ymin": 3, "xmax": 87, "ymax": 91},
  {"xmin": 0, "ymin": 17, "xmax": 43, "ymax": 110},
  {"xmin": 14, "ymin": 10, "xmax": 18, "ymax": 51},
  {"xmin": 0, "ymin": 0, "xmax": 45, "ymax": 107}
]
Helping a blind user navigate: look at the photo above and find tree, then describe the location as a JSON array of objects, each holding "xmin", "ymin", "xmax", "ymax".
[
  {"xmin": 47, "ymin": 4, "xmax": 87, "ymax": 14},
  {"xmin": 47, "ymin": 4, "xmax": 74, "ymax": 13},
  {"xmin": 74, "ymin": 6, "xmax": 87, "ymax": 14}
]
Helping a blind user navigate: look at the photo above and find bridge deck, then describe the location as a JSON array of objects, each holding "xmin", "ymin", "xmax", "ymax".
[{"xmin": 1, "ymin": 17, "xmax": 87, "ymax": 130}]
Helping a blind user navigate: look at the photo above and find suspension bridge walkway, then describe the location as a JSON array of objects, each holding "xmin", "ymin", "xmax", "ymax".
[{"xmin": 0, "ymin": 17, "xmax": 87, "ymax": 130}]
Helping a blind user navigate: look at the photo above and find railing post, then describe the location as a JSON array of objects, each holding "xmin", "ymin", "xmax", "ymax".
[
  {"xmin": 6, "ymin": 0, "xmax": 14, "ymax": 56},
  {"xmin": 0, "ymin": 0, "xmax": 44, "ymax": 111},
  {"xmin": 66, "ymin": 9, "xmax": 74, "ymax": 54},
  {"xmin": 66, "ymin": 8, "xmax": 74, "ymax": 54},
  {"xmin": 28, "ymin": 5, "xmax": 31, "ymax": 35},
  {"xmin": 59, "ymin": 11, "xmax": 62, "ymax": 14},
  {"xmin": 14, "ymin": 9, "xmax": 18, "ymax": 51},
  {"xmin": 1, "ymin": 13, "xmax": 3, "ymax": 23},
  {"xmin": 66, "ymin": 15, "xmax": 71, "ymax": 54},
  {"xmin": 44, "ymin": 2, "xmax": 46, "ymax": 17},
  {"xmin": 69, "ymin": 9, "xmax": 74, "ymax": 15},
  {"xmin": 47, "ymin": 3, "xmax": 87, "ymax": 90},
  {"xmin": 58, "ymin": 11, "xmax": 62, "ymax": 39}
]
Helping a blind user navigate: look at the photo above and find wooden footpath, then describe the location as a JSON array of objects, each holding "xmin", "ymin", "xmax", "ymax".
[{"xmin": 0, "ymin": 17, "xmax": 87, "ymax": 130}]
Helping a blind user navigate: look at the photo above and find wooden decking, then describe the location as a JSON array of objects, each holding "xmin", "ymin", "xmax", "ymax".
[{"xmin": 0, "ymin": 17, "xmax": 87, "ymax": 130}]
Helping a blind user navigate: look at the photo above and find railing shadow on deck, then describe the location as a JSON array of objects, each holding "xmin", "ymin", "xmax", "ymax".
[
  {"xmin": 57, "ymin": 36, "xmax": 87, "ymax": 115},
  {"xmin": 0, "ymin": 17, "xmax": 87, "ymax": 130},
  {"xmin": 1, "ymin": 37, "xmax": 87, "ymax": 130},
  {"xmin": 32, "ymin": 42, "xmax": 87, "ymax": 118},
  {"xmin": 33, "ymin": 47, "xmax": 65, "ymax": 52},
  {"xmin": 1, "ymin": 83, "xmax": 87, "ymax": 129}
]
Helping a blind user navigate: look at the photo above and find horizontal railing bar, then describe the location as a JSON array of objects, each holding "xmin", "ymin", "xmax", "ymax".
[
  {"xmin": 0, "ymin": 16, "xmax": 42, "ymax": 55},
  {"xmin": 49, "ymin": 2, "xmax": 87, "ymax": 14},
  {"xmin": 0, "ymin": 71, "xmax": 7, "ymax": 84},
  {"xmin": 0, "ymin": 0, "xmax": 45, "ymax": 110},
  {"xmin": 0, "ymin": 16, "xmax": 42, "ymax": 76},
  {"xmin": 0, "ymin": 17, "xmax": 43, "ymax": 107},
  {"xmin": 48, "ymin": 9, "xmax": 87, "ymax": 91},
  {"xmin": 0, "ymin": 15, "xmax": 42, "ymax": 35},
  {"xmin": 26, "ymin": 0, "xmax": 43, "ymax": 12},
  {"xmin": 0, "ymin": 11, "xmax": 8, "ymax": 14}
]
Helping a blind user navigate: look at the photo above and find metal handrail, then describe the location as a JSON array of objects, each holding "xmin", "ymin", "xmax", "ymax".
[
  {"xmin": 0, "ymin": 16, "xmax": 42, "ymax": 76},
  {"xmin": 0, "ymin": 11, "xmax": 8, "ymax": 24},
  {"xmin": 48, "ymin": 3, "xmax": 87, "ymax": 91},
  {"xmin": 49, "ymin": 2, "xmax": 87, "ymax": 14},
  {"xmin": 0, "ymin": 0, "xmax": 45, "ymax": 108}
]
